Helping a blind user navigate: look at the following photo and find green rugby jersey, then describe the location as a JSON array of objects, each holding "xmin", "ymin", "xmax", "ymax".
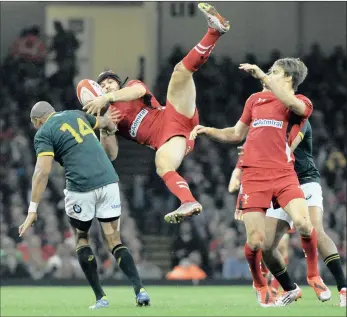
[
  {"xmin": 34, "ymin": 110, "xmax": 119, "ymax": 192},
  {"xmin": 293, "ymin": 120, "xmax": 320, "ymax": 185}
]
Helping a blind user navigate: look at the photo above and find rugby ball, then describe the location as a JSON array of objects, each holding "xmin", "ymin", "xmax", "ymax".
[{"xmin": 76, "ymin": 79, "xmax": 103, "ymax": 107}]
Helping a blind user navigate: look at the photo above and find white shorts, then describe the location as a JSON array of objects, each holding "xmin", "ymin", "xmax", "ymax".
[
  {"xmin": 64, "ymin": 183, "xmax": 121, "ymax": 222},
  {"xmin": 266, "ymin": 182, "xmax": 323, "ymax": 228}
]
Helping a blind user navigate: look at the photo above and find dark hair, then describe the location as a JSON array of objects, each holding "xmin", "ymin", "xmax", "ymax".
[
  {"xmin": 96, "ymin": 70, "xmax": 128, "ymax": 88},
  {"xmin": 273, "ymin": 58, "xmax": 308, "ymax": 91}
]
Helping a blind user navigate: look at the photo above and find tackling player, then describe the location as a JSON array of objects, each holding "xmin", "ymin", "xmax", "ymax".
[
  {"xmin": 19, "ymin": 101, "xmax": 150, "ymax": 309},
  {"xmin": 83, "ymin": 3, "xmax": 230, "ymax": 224},
  {"xmin": 190, "ymin": 58, "xmax": 326, "ymax": 307},
  {"xmin": 231, "ymin": 121, "xmax": 346, "ymax": 307}
]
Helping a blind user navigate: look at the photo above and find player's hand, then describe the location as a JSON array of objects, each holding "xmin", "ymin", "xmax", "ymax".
[
  {"xmin": 18, "ymin": 212, "xmax": 38, "ymax": 237},
  {"xmin": 190, "ymin": 125, "xmax": 210, "ymax": 140},
  {"xmin": 237, "ymin": 146, "xmax": 245, "ymax": 156},
  {"xmin": 108, "ymin": 108, "xmax": 122, "ymax": 124},
  {"xmin": 228, "ymin": 178, "xmax": 241, "ymax": 193},
  {"xmin": 83, "ymin": 95, "xmax": 109, "ymax": 115},
  {"xmin": 239, "ymin": 63, "xmax": 266, "ymax": 80},
  {"xmin": 234, "ymin": 209, "xmax": 244, "ymax": 222}
]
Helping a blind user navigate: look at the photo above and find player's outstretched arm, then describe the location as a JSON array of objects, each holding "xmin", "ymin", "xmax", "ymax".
[
  {"xmin": 100, "ymin": 133, "xmax": 118, "ymax": 161},
  {"xmin": 83, "ymin": 84, "xmax": 146, "ymax": 115},
  {"xmin": 105, "ymin": 84, "xmax": 146, "ymax": 103},
  {"xmin": 190, "ymin": 121, "xmax": 248, "ymax": 143},
  {"xmin": 19, "ymin": 155, "xmax": 54, "ymax": 237},
  {"xmin": 98, "ymin": 110, "xmax": 120, "ymax": 160}
]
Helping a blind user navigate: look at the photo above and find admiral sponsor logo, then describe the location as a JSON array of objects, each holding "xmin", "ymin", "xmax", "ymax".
[
  {"xmin": 252, "ymin": 119, "xmax": 283, "ymax": 129},
  {"xmin": 129, "ymin": 109, "xmax": 149, "ymax": 137}
]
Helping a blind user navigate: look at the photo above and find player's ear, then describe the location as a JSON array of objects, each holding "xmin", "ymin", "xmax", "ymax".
[{"xmin": 285, "ymin": 74, "xmax": 293, "ymax": 85}]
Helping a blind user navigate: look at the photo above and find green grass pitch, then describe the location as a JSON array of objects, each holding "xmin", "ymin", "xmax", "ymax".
[{"xmin": 1, "ymin": 285, "xmax": 345, "ymax": 316}]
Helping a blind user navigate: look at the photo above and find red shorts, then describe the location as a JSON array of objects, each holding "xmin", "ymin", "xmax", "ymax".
[
  {"xmin": 152, "ymin": 101, "xmax": 199, "ymax": 154},
  {"xmin": 238, "ymin": 167, "xmax": 304, "ymax": 213}
]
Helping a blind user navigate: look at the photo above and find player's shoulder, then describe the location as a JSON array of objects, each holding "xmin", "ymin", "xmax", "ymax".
[
  {"xmin": 125, "ymin": 79, "xmax": 146, "ymax": 88},
  {"xmin": 59, "ymin": 109, "xmax": 83, "ymax": 117},
  {"xmin": 34, "ymin": 123, "xmax": 51, "ymax": 142},
  {"xmin": 245, "ymin": 92, "xmax": 265, "ymax": 104}
]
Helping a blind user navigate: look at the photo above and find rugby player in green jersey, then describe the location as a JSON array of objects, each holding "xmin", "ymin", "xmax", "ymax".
[
  {"xmin": 231, "ymin": 120, "xmax": 346, "ymax": 307},
  {"xmin": 19, "ymin": 101, "xmax": 150, "ymax": 309}
]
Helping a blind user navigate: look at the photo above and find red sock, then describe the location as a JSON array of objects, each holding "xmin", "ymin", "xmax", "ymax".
[
  {"xmin": 260, "ymin": 258, "xmax": 269, "ymax": 277},
  {"xmin": 182, "ymin": 28, "xmax": 221, "ymax": 72},
  {"xmin": 162, "ymin": 171, "xmax": 196, "ymax": 204},
  {"xmin": 301, "ymin": 228, "xmax": 319, "ymax": 278},
  {"xmin": 244, "ymin": 243, "xmax": 268, "ymax": 288}
]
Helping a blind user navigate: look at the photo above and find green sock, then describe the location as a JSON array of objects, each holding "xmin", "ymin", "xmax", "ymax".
[
  {"xmin": 112, "ymin": 244, "xmax": 144, "ymax": 295},
  {"xmin": 77, "ymin": 245, "xmax": 105, "ymax": 300}
]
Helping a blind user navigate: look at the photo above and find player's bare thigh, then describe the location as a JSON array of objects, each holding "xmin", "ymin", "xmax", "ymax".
[
  {"xmin": 308, "ymin": 206, "xmax": 325, "ymax": 236},
  {"xmin": 99, "ymin": 218, "xmax": 122, "ymax": 251},
  {"xmin": 155, "ymin": 136, "xmax": 187, "ymax": 177},
  {"xmin": 263, "ymin": 216, "xmax": 290, "ymax": 251},
  {"xmin": 243, "ymin": 211, "xmax": 266, "ymax": 249},
  {"xmin": 283, "ymin": 198, "xmax": 313, "ymax": 235},
  {"xmin": 166, "ymin": 62, "xmax": 197, "ymax": 119},
  {"xmin": 278, "ymin": 233, "xmax": 290, "ymax": 259}
]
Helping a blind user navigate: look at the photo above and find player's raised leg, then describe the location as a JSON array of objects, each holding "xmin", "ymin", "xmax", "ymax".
[
  {"xmin": 69, "ymin": 218, "xmax": 109, "ymax": 310},
  {"xmin": 161, "ymin": 3, "xmax": 230, "ymax": 223},
  {"xmin": 167, "ymin": 2, "xmax": 230, "ymax": 118},
  {"xmin": 282, "ymin": 198, "xmax": 331, "ymax": 302},
  {"xmin": 99, "ymin": 218, "xmax": 150, "ymax": 306},
  {"xmin": 243, "ymin": 212, "xmax": 275, "ymax": 307},
  {"xmin": 309, "ymin": 206, "xmax": 346, "ymax": 307},
  {"xmin": 262, "ymin": 217, "xmax": 302, "ymax": 306}
]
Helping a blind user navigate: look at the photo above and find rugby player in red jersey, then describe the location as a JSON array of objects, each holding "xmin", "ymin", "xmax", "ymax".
[
  {"xmin": 232, "ymin": 119, "xmax": 347, "ymax": 307},
  {"xmin": 83, "ymin": 3, "xmax": 230, "ymax": 223},
  {"xmin": 190, "ymin": 58, "xmax": 328, "ymax": 307}
]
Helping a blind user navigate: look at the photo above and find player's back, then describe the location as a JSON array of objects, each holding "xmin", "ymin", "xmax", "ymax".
[
  {"xmin": 241, "ymin": 91, "xmax": 312, "ymax": 169},
  {"xmin": 34, "ymin": 110, "xmax": 119, "ymax": 192},
  {"xmin": 293, "ymin": 120, "xmax": 320, "ymax": 184}
]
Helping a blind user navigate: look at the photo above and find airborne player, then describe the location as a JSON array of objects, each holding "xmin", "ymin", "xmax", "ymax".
[{"xmin": 83, "ymin": 3, "xmax": 230, "ymax": 224}]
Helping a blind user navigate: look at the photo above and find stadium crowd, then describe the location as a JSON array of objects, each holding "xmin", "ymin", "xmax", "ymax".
[{"xmin": 0, "ymin": 25, "xmax": 346, "ymax": 281}]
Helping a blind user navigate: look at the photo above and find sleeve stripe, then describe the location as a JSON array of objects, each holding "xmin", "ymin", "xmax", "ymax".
[
  {"xmin": 93, "ymin": 117, "xmax": 99, "ymax": 130},
  {"xmin": 38, "ymin": 152, "xmax": 54, "ymax": 157},
  {"xmin": 298, "ymin": 132, "xmax": 304, "ymax": 140}
]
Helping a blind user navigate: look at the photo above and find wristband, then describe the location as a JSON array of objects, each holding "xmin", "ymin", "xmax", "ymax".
[
  {"xmin": 100, "ymin": 126, "xmax": 118, "ymax": 136},
  {"xmin": 29, "ymin": 201, "xmax": 38, "ymax": 213}
]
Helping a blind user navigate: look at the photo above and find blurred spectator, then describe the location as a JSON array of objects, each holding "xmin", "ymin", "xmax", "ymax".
[
  {"xmin": 167, "ymin": 251, "xmax": 207, "ymax": 280},
  {"xmin": 10, "ymin": 26, "xmax": 46, "ymax": 65},
  {"xmin": 46, "ymin": 243, "xmax": 83, "ymax": 279},
  {"xmin": 49, "ymin": 21, "xmax": 79, "ymax": 73},
  {"xmin": 171, "ymin": 222, "xmax": 211, "ymax": 276},
  {"xmin": 222, "ymin": 246, "xmax": 250, "ymax": 279}
]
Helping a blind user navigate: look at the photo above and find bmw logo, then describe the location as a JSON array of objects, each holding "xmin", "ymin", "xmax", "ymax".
[{"xmin": 73, "ymin": 204, "xmax": 82, "ymax": 213}]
